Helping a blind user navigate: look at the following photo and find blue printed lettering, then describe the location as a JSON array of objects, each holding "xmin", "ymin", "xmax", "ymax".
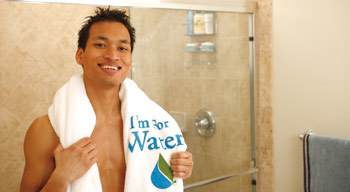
[
  {"xmin": 175, "ymin": 134, "xmax": 184, "ymax": 146},
  {"xmin": 164, "ymin": 121, "xmax": 169, "ymax": 128},
  {"xmin": 152, "ymin": 120, "xmax": 170, "ymax": 130},
  {"xmin": 147, "ymin": 137, "xmax": 160, "ymax": 150},
  {"xmin": 152, "ymin": 120, "xmax": 157, "ymax": 129},
  {"xmin": 165, "ymin": 136, "xmax": 176, "ymax": 149},
  {"xmin": 158, "ymin": 137, "xmax": 166, "ymax": 150},
  {"xmin": 130, "ymin": 116, "xmax": 136, "ymax": 129},
  {"xmin": 128, "ymin": 131, "xmax": 149, "ymax": 152},
  {"xmin": 157, "ymin": 122, "xmax": 164, "ymax": 130},
  {"xmin": 138, "ymin": 120, "xmax": 150, "ymax": 128}
]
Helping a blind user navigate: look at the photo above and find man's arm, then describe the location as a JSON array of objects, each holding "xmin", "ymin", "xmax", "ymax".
[
  {"xmin": 20, "ymin": 115, "xmax": 98, "ymax": 192},
  {"xmin": 170, "ymin": 151, "xmax": 194, "ymax": 180},
  {"xmin": 20, "ymin": 115, "xmax": 60, "ymax": 191}
]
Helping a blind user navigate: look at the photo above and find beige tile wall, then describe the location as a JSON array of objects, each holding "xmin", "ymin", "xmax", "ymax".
[
  {"xmin": 0, "ymin": 2, "xmax": 96, "ymax": 191},
  {"xmin": 131, "ymin": 8, "xmax": 252, "ymax": 192},
  {"xmin": 0, "ymin": 1, "xmax": 273, "ymax": 192},
  {"xmin": 256, "ymin": 0, "xmax": 274, "ymax": 191}
]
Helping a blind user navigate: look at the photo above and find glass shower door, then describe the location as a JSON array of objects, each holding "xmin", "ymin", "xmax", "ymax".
[{"xmin": 130, "ymin": 7, "xmax": 256, "ymax": 192}]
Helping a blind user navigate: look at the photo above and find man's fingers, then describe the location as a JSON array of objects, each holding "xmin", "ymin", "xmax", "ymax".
[
  {"xmin": 72, "ymin": 138, "xmax": 97, "ymax": 161},
  {"xmin": 87, "ymin": 144, "xmax": 98, "ymax": 161},
  {"xmin": 171, "ymin": 165, "xmax": 192, "ymax": 179},
  {"xmin": 84, "ymin": 142, "xmax": 97, "ymax": 153},
  {"xmin": 170, "ymin": 151, "xmax": 194, "ymax": 180},
  {"xmin": 73, "ymin": 137, "xmax": 92, "ymax": 148},
  {"xmin": 171, "ymin": 151, "xmax": 192, "ymax": 159},
  {"xmin": 173, "ymin": 171, "xmax": 186, "ymax": 178},
  {"xmin": 171, "ymin": 158, "xmax": 193, "ymax": 166},
  {"xmin": 170, "ymin": 164, "xmax": 188, "ymax": 172},
  {"xmin": 170, "ymin": 152, "xmax": 194, "ymax": 166}
]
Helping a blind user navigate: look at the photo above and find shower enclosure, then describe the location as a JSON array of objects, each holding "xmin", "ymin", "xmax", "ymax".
[
  {"xmin": 0, "ymin": 1, "xmax": 257, "ymax": 191},
  {"xmin": 130, "ymin": 7, "xmax": 257, "ymax": 192}
]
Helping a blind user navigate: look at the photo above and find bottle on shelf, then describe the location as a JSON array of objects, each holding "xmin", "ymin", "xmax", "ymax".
[
  {"xmin": 186, "ymin": 42, "xmax": 200, "ymax": 52},
  {"xmin": 204, "ymin": 13, "xmax": 214, "ymax": 34},
  {"xmin": 200, "ymin": 41, "xmax": 215, "ymax": 52},
  {"xmin": 186, "ymin": 11, "xmax": 194, "ymax": 35},
  {"xmin": 193, "ymin": 12, "xmax": 205, "ymax": 35}
]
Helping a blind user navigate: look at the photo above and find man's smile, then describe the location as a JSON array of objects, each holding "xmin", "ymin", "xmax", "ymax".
[{"xmin": 98, "ymin": 64, "xmax": 122, "ymax": 71}]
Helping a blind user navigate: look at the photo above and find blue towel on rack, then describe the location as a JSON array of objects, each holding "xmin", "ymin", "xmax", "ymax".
[{"xmin": 303, "ymin": 134, "xmax": 350, "ymax": 192}]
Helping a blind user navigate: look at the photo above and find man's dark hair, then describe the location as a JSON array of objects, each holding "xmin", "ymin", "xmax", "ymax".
[{"xmin": 78, "ymin": 7, "xmax": 136, "ymax": 52}]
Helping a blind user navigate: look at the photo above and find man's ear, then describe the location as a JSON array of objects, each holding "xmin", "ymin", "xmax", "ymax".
[{"xmin": 75, "ymin": 47, "xmax": 84, "ymax": 66}]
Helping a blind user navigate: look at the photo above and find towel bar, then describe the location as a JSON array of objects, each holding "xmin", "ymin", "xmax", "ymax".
[
  {"xmin": 184, "ymin": 167, "xmax": 259, "ymax": 190},
  {"xmin": 299, "ymin": 129, "xmax": 314, "ymax": 140}
]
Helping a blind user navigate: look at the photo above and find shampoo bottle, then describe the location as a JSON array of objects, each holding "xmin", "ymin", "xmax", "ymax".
[
  {"xmin": 186, "ymin": 11, "xmax": 194, "ymax": 35},
  {"xmin": 204, "ymin": 13, "xmax": 214, "ymax": 34},
  {"xmin": 193, "ymin": 12, "xmax": 205, "ymax": 34}
]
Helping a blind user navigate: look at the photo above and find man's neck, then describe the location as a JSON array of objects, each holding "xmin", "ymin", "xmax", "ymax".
[{"xmin": 83, "ymin": 76, "xmax": 122, "ymax": 119}]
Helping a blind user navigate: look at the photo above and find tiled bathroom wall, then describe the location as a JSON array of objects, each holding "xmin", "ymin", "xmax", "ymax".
[
  {"xmin": 0, "ymin": 1, "xmax": 273, "ymax": 191},
  {"xmin": 130, "ymin": 8, "xmax": 252, "ymax": 192},
  {"xmin": 255, "ymin": 0, "xmax": 274, "ymax": 191},
  {"xmin": 0, "ymin": 2, "xmax": 97, "ymax": 191}
]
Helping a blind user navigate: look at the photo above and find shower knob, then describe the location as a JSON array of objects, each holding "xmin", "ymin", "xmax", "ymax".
[{"xmin": 195, "ymin": 109, "xmax": 216, "ymax": 137}]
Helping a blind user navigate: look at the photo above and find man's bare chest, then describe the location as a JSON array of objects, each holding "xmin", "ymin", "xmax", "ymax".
[
  {"xmin": 91, "ymin": 121, "xmax": 126, "ymax": 191},
  {"xmin": 91, "ymin": 120, "xmax": 125, "ymax": 166}
]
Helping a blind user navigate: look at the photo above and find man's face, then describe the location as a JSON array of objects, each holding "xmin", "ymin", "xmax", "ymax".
[{"xmin": 76, "ymin": 21, "xmax": 132, "ymax": 87}]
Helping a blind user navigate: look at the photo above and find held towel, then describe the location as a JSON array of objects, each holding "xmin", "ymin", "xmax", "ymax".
[
  {"xmin": 303, "ymin": 134, "xmax": 350, "ymax": 192},
  {"xmin": 48, "ymin": 73, "xmax": 187, "ymax": 192}
]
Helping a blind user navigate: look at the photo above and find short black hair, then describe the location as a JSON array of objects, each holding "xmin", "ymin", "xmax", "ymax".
[{"xmin": 78, "ymin": 7, "xmax": 136, "ymax": 52}]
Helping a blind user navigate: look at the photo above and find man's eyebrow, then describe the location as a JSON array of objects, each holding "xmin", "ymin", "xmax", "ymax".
[
  {"xmin": 92, "ymin": 36, "xmax": 130, "ymax": 45},
  {"xmin": 92, "ymin": 36, "xmax": 108, "ymax": 40},
  {"xmin": 120, "ymin": 39, "xmax": 131, "ymax": 44}
]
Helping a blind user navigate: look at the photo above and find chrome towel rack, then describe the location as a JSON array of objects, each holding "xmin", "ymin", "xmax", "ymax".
[
  {"xmin": 299, "ymin": 129, "xmax": 314, "ymax": 140},
  {"xmin": 184, "ymin": 167, "xmax": 258, "ymax": 190}
]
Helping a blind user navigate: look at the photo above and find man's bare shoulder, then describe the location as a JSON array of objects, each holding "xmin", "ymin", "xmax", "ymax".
[
  {"xmin": 24, "ymin": 115, "xmax": 59, "ymax": 158},
  {"xmin": 29, "ymin": 114, "xmax": 53, "ymax": 131},
  {"xmin": 21, "ymin": 115, "xmax": 60, "ymax": 191}
]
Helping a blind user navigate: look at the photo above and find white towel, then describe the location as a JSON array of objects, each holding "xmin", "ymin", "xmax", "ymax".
[{"xmin": 48, "ymin": 73, "xmax": 187, "ymax": 192}]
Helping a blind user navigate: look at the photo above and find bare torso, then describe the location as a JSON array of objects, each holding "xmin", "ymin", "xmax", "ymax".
[
  {"xmin": 21, "ymin": 106, "xmax": 192, "ymax": 192},
  {"xmin": 24, "ymin": 114, "xmax": 126, "ymax": 192},
  {"xmin": 91, "ymin": 116, "xmax": 126, "ymax": 191}
]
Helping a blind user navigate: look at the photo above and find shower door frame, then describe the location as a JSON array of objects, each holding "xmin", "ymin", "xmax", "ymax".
[{"xmin": 181, "ymin": 12, "xmax": 258, "ymax": 191}]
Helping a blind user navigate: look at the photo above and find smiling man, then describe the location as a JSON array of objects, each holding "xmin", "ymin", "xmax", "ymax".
[{"xmin": 20, "ymin": 7, "xmax": 193, "ymax": 192}]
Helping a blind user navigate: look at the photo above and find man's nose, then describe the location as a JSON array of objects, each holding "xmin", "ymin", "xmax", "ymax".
[{"xmin": 104, "ymin": 47, "xmax": 120, "ymax": 61}]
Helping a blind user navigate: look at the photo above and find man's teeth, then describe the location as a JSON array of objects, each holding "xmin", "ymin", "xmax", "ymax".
[{"xmin": 101, "ymin": 65, "xmax": 118, "ymax": 70}]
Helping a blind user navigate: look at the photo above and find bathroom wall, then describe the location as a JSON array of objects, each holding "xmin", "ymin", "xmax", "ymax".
[
  {"xmin": 0, "ymin": 2, "xmax": 105, "ymax": 191},
  {"xmin": 130, "ymin": 8, "xmax": 252, "ymax": 192},
  {"xmin": 0, "ymin": 0, "xmax": 274, "ymax": 191},
  {"xmin": 255, "ymin": 0, "xmax": 273, "ymax": 191},
  {"xmin": 273, "ymin": 0, "xmax": 350, "ymax": 191}
]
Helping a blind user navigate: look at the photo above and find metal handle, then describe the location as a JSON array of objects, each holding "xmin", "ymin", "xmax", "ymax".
[
  {"xmin": 299, "ymin": 129, "xmax": 314, "ymax": 140},
  {"xmin": 184, "ymin": 167, "xmax": 259, "ymax": 190},
  {"xmin": 195, "ymin": 109, "xmax": 216, "ymax": 137},
  {"xmin": 195, "ymin": 118, "xmax": 209, "ymax": 128}
]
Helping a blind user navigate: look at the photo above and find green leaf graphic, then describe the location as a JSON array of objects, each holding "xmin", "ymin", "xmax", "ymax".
[{"xmin": 158, "ymin": 153, "xmax": 174, "ymax": 182}]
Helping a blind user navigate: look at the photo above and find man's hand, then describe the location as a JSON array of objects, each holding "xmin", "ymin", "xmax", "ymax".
[
  {"xmin": 52, "ymin": 137, "xmax": 98, "ymax": 184},
  {"xmin": 170, "ymin": 151, "xmax": 193, "ymax": 180}
]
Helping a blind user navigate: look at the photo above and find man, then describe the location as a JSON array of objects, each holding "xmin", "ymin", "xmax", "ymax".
[{"xmin": 20, "ymin": 7, "xmax": 193, "ymax": 192}]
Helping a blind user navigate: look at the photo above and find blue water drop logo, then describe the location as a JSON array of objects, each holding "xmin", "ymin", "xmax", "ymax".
[{"xmin": 151, "ymin": 153, "xmax": 174, "ymax": 189}]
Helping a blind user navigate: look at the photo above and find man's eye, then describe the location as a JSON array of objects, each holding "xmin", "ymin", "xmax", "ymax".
[
  {"xmin": 119, "ymin": 47, "xmax": 128, "ymax": 51},
  {"xmin": 95, "ymin": 43, "xmax": 105, "ymax": 47}
]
